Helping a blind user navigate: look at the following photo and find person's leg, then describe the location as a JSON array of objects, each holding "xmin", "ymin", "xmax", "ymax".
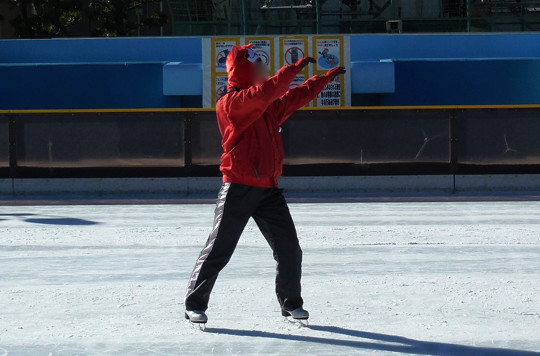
[
  {"xmin": 185, "ymin": 183, "xmax": 259, "ymax": 311},
  {"xmin": 252, "ymin": 188, "xmax": 303, "ymax": 311}
]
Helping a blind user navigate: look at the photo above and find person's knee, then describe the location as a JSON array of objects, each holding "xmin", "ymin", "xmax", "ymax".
[
  {"xmin": 295, "ymin": 245, "xmax": 302, "ymax": 262},
  {"xmin": 275, "ymin": 242, "xmax": 302, "ymax": 262},
  {"xmin": 289, "ymin": 243, "xmax": 302, "ymax": 262}
]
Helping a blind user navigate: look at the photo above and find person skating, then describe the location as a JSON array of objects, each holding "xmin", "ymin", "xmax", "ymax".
[{"xmin": 184, "ymin": 43, "xmax": 346, "ymax": 325}]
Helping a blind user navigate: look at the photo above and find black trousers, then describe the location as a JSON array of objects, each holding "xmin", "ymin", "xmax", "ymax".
[{"xmin": 184, "ymin": 182, "xmax": 303, "ymax": 312}]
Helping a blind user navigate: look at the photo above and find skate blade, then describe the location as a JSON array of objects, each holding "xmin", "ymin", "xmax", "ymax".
[
  {"xmin": 185, "ymin": 314, "xmax": 207, "ymax": 331},
  {"xmin": 185, "ymin": 312, "xmax": 208, "ymax": 329},
  {"xmin": 186, "ymin": 319, "xmax": 207, "ymax": 331},
  {"xmin": 284, "ymin": 317, "xmax": 309, "ymax": 327}
]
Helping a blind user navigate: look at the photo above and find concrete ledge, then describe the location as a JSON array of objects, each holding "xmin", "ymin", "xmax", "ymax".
[
  {"xmin": 280, "ymin": 175, "xmax": 453, "ymax": 194},
  {"xmin": 5, "ymin": 176, "xmax": 452, "ymax": 196},
  {"xmin": 11, "ymin": 177, "xmax": 221, "ymax": 196},
  {"xmin": 162, "ymin": 62, "xmax": 202, "ymax": 95},
  {"xmin": 351, "ymin": 60, "xmax": 395, "ymax": 93},
  {"xmin": 0, "ymin": 179, "xmax": 13, "ymax": 195},
  {"xmin": 1, "ymin": 175, "xmax": 540, "ymax": 198},
  {"xmin": 456, "ymin": 174, "xmax": 540, "ymax": 192}
]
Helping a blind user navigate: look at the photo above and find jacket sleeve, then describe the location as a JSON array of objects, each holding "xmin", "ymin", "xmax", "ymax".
[
  {"xmin": 271, "ymin": 74, "xmax": 332, "ymax": 125},
  {"xmin": 223, "ymin": 64, "xmax": 302, "ymax": 133}
]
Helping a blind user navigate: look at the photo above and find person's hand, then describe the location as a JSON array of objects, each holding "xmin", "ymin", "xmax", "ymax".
[
  {"xmin": 326, "ymin": 66, "xmax": 346, "ymax": 80},
  {"xmin": 295, "ymin": 57, "xmax": 316, "ymax": 70}
]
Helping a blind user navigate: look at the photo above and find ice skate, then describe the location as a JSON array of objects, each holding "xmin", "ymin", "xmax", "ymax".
[
  {"xmin": 282, "ymin": 307, "xmax": 309, "ymax": 327},
  {"xmin": 185, "ymin": 310, "xmax": 208, "ymax": 330}
]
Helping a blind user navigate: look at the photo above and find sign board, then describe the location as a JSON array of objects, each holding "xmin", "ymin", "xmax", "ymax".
[
  {"xmin": 246, "ymin": 37, "xmax": 275, "ymax": 74},
  {"xmin": 312, "ymin": 36, "xmax": 346, "ymax": 107},
  {"xmin": 203, "ymin": 35, "xmax": 350, "ymax": 108}
]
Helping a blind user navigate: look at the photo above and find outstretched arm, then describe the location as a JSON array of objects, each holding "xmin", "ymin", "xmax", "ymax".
[
  {"xmin": 223, "ymin": 57, "xmax": 316, "ymax": 133},
  {"xmin": 272, "ymin": 66, "xmax": 346, "ymax": 125}
]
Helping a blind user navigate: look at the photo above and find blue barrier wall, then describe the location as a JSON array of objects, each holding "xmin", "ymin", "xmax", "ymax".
[
  {"xmin": 0, "ymin": 37, "xmax": 202, "ymax": 63},
  {"xmin": 0, "ymin": 37, "xmax": 202, "ymax": 109},
  {"xmin": 349, "ymin": 33, "xmax": 540, "ymax": 106},
  {"xmin": 349, "ymin": 33, "xmax": 540, "ymax": 61},
  {"xmin": 1, "ymin": 63, "xmax": 182, "ymax": 109},
  {"xmin": 1, "ymin": 34, "xmax": 540, "ymax": 109},
  {"xmin": 388, "ymin": 59, "xmax": 540, "ymax": 106}
]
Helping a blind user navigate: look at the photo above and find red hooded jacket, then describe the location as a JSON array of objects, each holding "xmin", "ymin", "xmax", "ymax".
[{"xmin": 217, "ymin": 44, "xmax": 332, "ymax": 188}]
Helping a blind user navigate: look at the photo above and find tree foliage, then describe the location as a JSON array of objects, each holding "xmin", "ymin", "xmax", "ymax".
[
  {"xmin": 89, "ymin": 0, "xmax": 166, "ymax": 37},
  {"xmin": 0, "ymin": 0, "xmax": 167, "ymax": 38},
  {"xmin": 0, "ymin": 0, "xmax": 83, "ymax": 38}
]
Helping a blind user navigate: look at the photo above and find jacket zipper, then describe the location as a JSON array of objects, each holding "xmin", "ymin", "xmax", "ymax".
[{"xmin": 253, "ymin": 165, "xmax": 260, "ymax": 180}]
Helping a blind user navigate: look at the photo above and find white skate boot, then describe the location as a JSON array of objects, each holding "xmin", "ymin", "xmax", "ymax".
[
  {"xmin": 282, "ymin": 307, "xmax": 309, "ymax": 326},
  {"xmin": 185, "ymin": 310, "xmax": 208, "ymax": 329}
]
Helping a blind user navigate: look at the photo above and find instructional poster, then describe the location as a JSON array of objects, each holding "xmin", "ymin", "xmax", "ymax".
[
  {"xmin": 280, "ymin": 36, "xmax": 308, "ymax": 93},
  {"xmin": 280, "ymin": 37, "xmax": 307, "ymax": 67},
  {"xmin": 208, "ymin": 37, "xmax": 240, "ymax": 105},
  {"xmin": 289, "ymin": 75, "xmax": 306, "ymax": 90},
  {"xmin": 312, "ymin": 36, "xmax": 346, "ymax": 107},
  {"xmin": 202, "ymin": 35, "xmax": 350, "ymax": 108},
  {"xmin": 246, "ymin": 37, "xmax": 274, "ymax": 74},
  {"xmin": 215, "ymin": 75, "xmax": 229, "ymax": 103},
  {"xmin": 213, "ymin": 38, "xmax": 238, "ymax": 73}
]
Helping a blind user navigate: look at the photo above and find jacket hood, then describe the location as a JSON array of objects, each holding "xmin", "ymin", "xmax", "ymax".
[{"xmin": 226, "ymin": 43, "xmax": 261, "ymax": 89}]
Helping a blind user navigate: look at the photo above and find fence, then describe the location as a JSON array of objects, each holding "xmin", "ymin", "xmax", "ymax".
[
  {"xmin": 166, "ymin": 0, "xmax": 540, "ymax": 35},
  {"xmin": 1, "ymin": 106, "xmax": 540, "ymax": 179}
]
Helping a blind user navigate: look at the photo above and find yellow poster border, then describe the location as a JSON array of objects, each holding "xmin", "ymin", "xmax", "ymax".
[
  {"xmin": 245, "ymin": 36, "xmax": 275, "ymax": 74},
  {"xmin": 312, "ymin": 35, "xmax": 345, "ymax": 107},
  {"xmin": 211, "ymin": 37, "xmax": 240, "ymax": 106},
  {"xmin": 279, "ymin": 36, "xmax": 309, "ymax": 75}
]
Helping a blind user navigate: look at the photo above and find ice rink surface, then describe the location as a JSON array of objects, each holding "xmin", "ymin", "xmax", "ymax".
[{"xmin": 1, "ymin": 195, "xmax": 540, "ymax": 355}]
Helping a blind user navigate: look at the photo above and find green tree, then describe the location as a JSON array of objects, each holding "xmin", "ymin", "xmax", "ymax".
[
  {"xmin": 89, "ymin": 0, "xmax": 166, "ymax": 37},
  {"xmin": 0, "ymin": 0, "xmax": 83, "ymax": 38}
]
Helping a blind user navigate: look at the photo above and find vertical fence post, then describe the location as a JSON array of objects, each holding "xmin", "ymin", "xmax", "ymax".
[
  {"xmin": 466, "ymin": 0, "xmax": 471, "ymax": 32},
  {"xmin": 241, "ymin": 0, "xmax": 247, "ymax": 35},
  {"xmin": 184, "ymin": 111, "xmax": 192, "ymax": 176},
  {"xmin": 8, "ymin": 114, "xmax": 17, "ymax": 179},
  {"xmin": 521, "ymin": 2, "xmax": 525, "ymax": 32},
  {"xmin": 449, "ymin": 109, "xmax": 458, "ymax": 192},
  {"xmin": 315, "ymin": 0, "xmax": 321, "ymax": 34}
]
